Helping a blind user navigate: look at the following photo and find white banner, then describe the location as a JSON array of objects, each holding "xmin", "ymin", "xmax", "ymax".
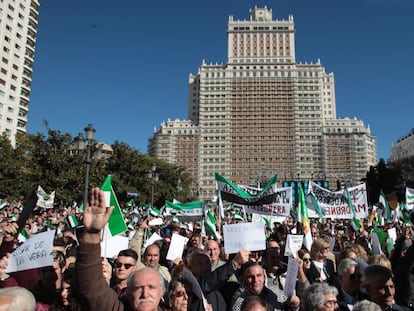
[
  {"xmin": 308, "ymin": 182, "xmax": 368, "ymax": 219},
  {"xmin": 36, "ymin": 186, "xmax": 55, "ymax": 209},
  {"xmin": 236, "ymin": 186, "xmax": 292, "ymax": 217}
]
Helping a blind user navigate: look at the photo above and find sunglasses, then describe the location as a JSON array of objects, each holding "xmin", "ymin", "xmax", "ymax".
[
  {"xmin": 173, "ymin": 290, "xmax": 188, "ymax": 298},
  {"xmin": 115, "ymin": 262, "xmax": 134, "ymax": 269},
  {"xmin": 302, "ymin": 258, "xmax": 312, "ymax": 263},
  {"xmin": 324, "ymin": 300, "xmax": 337, "ymax": 308}
]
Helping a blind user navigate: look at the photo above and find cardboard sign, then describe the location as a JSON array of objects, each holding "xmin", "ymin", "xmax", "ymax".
[
  {"xmin": 6, "ymin": 230, "xmax": 55, "ymax": 273},
  {"xmin": 223, "ymin": 222, "xmax": 266, "ymax": 254}
]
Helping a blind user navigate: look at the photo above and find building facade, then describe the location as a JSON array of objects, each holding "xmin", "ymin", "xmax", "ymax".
[
  {"xmin": 0, "ymin": 0, "xmax": 40, "ymax": 146},
  {"xmin": 390, "ymin": 128, "xmax": 414, "ymax": 162},
  {"xmin": 149, "ymin": 7, "xmax": 377, "ymax": 199}
]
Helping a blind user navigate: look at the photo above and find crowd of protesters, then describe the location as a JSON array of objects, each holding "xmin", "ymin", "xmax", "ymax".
[{"xmin": 0, "ymin": 188, "xmax": 413, "ymax": 311}]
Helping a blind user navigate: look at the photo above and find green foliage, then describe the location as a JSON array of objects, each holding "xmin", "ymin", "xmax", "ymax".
[{"xmin": 0, "ymin": 128, "xmax": 191, "ymax": 207}]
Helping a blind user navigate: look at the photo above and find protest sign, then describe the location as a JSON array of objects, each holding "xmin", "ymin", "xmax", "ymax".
[
  {"xmin": 284, "ymin": 256, "xmax": 299, "ymax": 298},
  {"xmin": 6, "ymin": 230, "xmax": 55, "ymax": 273},
  {"xmin": 143, "ymin": 232, "xmax": 163, "ymax": 252},
  {"xmin": 166, "ymin": 234, "xmax": 188, "ymax": 260},
  {"xmin": 101, "ymin": 235, "xmax": 129, "ymax": 258},
  {"xmin": 284, "ymin": 234, "xmax": 303, "ymax": 257},
  {"xmin": 223, "ymin": 222, "xmax": 266, "ymax": 254}
]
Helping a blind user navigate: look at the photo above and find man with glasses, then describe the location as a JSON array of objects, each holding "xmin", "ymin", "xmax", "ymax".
[
  {"xmin": 335, "ymin": 258, "xmax": 367, "ymax": 311},
  {"xmin": 112, "ymin": 249, "xmax": 139, "ymax": 297}
]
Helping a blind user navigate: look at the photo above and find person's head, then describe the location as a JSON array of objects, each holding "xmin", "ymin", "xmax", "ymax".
[
  {"xmin": 302, "ymin": 283, "xmax": 339, "ymax": 311},
  {"xmin": 262, "ymin": 247, "xmax": 281, "ymax": 274},
  {"xmin": 352, "ymin": 300, "xmax": 382, "ymax": 311},
  {"xmin": 190, "ymin": 233, "xmax": 202, "ymax": 249},
  {"xmin": 298, "ymin": 249, "xmax": 312, "ymax": 271},
  {"xmin": 337, "ymin": 258, "xmax": 361, "ymax": 295},
  {"xmin": 367, "ymin": 254, "xmax": 392, "ymax": 270},
  {"xmin": 144, "ymin": 244, "xmax": 160, "ymax": 269},
  {"xmin": 39, "ymin": 249, "xmax": 66, "ymax": 290},
  {"xmin": 362, "ymin": 265, "xmax": 395, "ymax": 310},
  {"xmin": 168, "ymin": 280, "xmax": 190, "ymax": 311},
  {"xmin": 205, "ymin": 239, "xmax": 220, "ymax": 265},
  {"xmin": 310, "ymin": 238, "xmax": 330, "ymax": 261},
  {"xmin": 311, "ymin": 224, "xmax": 319, "ymax": 241},
  {"xmin": 240, "ymin": 295, "xmax": 266, "ymax": 311},
  {"xmin": 62, "ymin": 228, "xmax": 76, "ymax": 245},
  {"xmin": 0, "ymin": 286, "xmax": 36, "ymax": 311},
  {"xmin": 115, "ymin": 249, "xmax": 138, "ymax": 283},
  {"xmin": 266, "ymin": 239, "xmax": 281, "ymax": 251},
  {"xmin": 243, "ymin": 263, "xmax": 265, "ymax": 295},
  {"xmin": 126, "ymin": 267, "xmax": 165, "ymax": 311},
  {"xmin": 60, "ymin": 269, "xmax": 75, "ymax": 307},
  {"xmin": 188, "ymin": 250, "xmax": 211, "ymax": 277}
]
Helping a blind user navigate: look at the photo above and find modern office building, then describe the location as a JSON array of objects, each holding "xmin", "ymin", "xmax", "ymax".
[
  {"xmin": 390, "ymin": 128, "xmax": 414, "ymax": 162},
  {"xmin": 0, "ymin": 0, "xmax": 40, "ymax": 146},
  {"xmin": 149, "ymin": 7, "xmax": 377, "ymax": 200}
]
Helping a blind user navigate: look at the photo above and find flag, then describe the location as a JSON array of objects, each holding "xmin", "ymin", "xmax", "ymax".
[
  {"xmin": 379, "ymin": 190, "xmax": 391, "ymax": 223},
  {"xmin": 101, "ymin": 175, "xmax": 128, "ymax": 238},
  {"xmin": 35, "ymin": 186, "xmax": 55, "ymax": 209},
  {"xmin": 215, "ymin": 173, "xmax": 278, "ymax": 206},
  {"xmin": 0, "ymin": 199, "xmax": 7, "ymax": 210},
  {"xmin": 164, "ymin": 201, "xmax": 203, "ymax": 221},
  {"xmin": 261, "ymin": 216, "xmax": 271, "ymax": 229},
  {"xmin": 66, "ymin": 215, "xmax": 79, "ymax": 228},
  {"xmin": 406, "ymin": 187, "xmax": 414, "ymax": 210},
  {"xmin": 205, "ymin": 210, "xmax": 220, "ymax": 239},
  {"xmin": 308, "ymin": 193, "xmax": 325, "ymax": 219},
  {"xmin": 126, "ymin": 199, "xmax": 134, "ymax": 207},
  {"xmin": 233, "ymin": 212, "xmax": 244, "ymax": 222},
  {"xmin": 18, "ymin": 229, "xmax": 29, "ymax": 243},
  {"xmin": 150, "ymin": 207, "xmax": 162, "ymax": 217},
  {"xmin": 399, "ymin": 202, "xmax": 411, "ymax": 224},
  {"xmin": 346, "ymin": 188, "xmax": 362, "ymax": 231},
  {"xmin": 299, "ymin": 186, "xmax": 312, "ymax": 251}
]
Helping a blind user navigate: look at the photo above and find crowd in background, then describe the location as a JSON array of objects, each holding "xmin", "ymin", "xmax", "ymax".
[{"xmin": 0, "ymin": 189, "xmax": 413, "ymax": 311}]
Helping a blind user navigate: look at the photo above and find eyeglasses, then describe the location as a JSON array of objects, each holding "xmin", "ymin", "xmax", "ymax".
[
  {"xmin": 302, "ymin": 258, "xmax": 312, "ymax": 263},
  {"xmin": 115, "ymin": 262, "xmax": 134, "ymax": 269},
  {"xmin": 349, "ymin": 273, "xmax": 361, "ymax": 280},
  {"xmin": 172, "ymin": 290, "xmax": 188, "ymax": 298},
  {"xmin": 324, "ymin": 300, "xmax": 338, "ymax": 308}
]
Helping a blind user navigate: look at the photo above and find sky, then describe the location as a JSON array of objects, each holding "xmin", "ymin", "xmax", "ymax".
[{"xmin": 27, "ymin": 0, "xmax": 414, "ymax": 160}]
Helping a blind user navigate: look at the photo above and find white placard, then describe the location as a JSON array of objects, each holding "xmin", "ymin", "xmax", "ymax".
[
  {"xmin": 143, "ymin": 232, "xmax": 163, "ymax": 251},
  {"xmin": 371, "ymin": 231, "xmax": 382, "ymax": 255},
  {"xmin": 284, "ymin": 256, "xmax": 299, "ymax": 297},
  {"xmin": 387, "ymin": 227, "xmax": 397, "ymax": 244},
  {"xmin": 284, "ymin": 234, "xmax": 303, "ymax": 257},
  {"xmin": 6, "ymin": 230, "xmax": 55, "ymax": 273},
  {"xmin": 166, "ymin": 233, "xmax": 188, "ymax": 260},
  {"xmin": 148, "ymin": 218, "xmax": 163, "ymax": 226},
  {"xmin": 101, "ymin": 235, "xmax": 129, "ymax": 258},
  {"xmin": 223, "ymin": 222, "xmax": 266, "ymax": 254}
]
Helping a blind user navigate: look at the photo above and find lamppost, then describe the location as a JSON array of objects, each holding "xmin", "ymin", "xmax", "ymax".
[
  {"xmin": 83, "ymin": 124, "xmax": 96, "ymax": 204},
  {"xmin": 148, "ymin": 164, "xmax": 159, "ymax": 208}
]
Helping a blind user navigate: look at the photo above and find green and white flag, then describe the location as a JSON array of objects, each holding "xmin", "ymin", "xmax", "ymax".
[
  {"xmin": 101, "ymin": 175, "xmax": 128, "ymax": 238},
  {"xmin": 379, "ymin": 190, "xmax": 392, "ymax": 223},
  {"xmin": 205, "ymin": 210, "xmax": 220, "ymax": 239},
  {"xmin": 35, "ymin": 186, "xmax": 55, "ymax": 209},
  {"xmin": 346, "ymin": 188, "xmax": 362, "ymax": 231},
  {"xmin": 18, "ymin": 229, "xmax": 29, "ymax": 243},
  {"xmin": 164, "ymin": 201, "xmax": 203, "ymax": 221},
  {"xmin": 233, "ymin": 212, "xmax": 244, "ymax": 222},
  {"xmin": 215, "ymin": 173, "xmax": 278, "ymax": 206},
  {"xmin": 0, "ymin": 199, "xmax": 7, "ymax": 210},
  {"xmin": 150, "ymin": 207, "xmax": 162, "ymax": 217},
  {"xmin": 406, "ymin": 187, "xmax": 414, "ymax": 210},
  {"xmin": 66, "ymin": 215, "xmax": 79, "ymax": 228}
]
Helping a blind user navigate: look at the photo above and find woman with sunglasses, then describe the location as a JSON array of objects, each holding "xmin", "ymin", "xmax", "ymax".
[{"xmin": 167, "ymin": 280, "xmax": 191, "ymax": 311}]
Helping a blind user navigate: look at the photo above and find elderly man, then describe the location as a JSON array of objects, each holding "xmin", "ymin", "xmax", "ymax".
[
  {"xmin": 75, "ymin": 187, "xmax": 165, "ymax": 311},
  {"xmin": 231, "ymin": 262, "xmax": 299, "ymax": 311},
  {"xmin": 302, "ymin": 283, "xmax": 339, "ymax": 311},
  {"xmin": 335, "ymin": 258, "xmax": 367, "ymax": 311},
  {"xmin": 362, "ymin": 264, "xmax": 409, "ymax": 311}
]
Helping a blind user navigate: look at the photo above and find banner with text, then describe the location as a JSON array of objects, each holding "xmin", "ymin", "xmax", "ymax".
[
  {"xmin": 236, "ymin": 186, "xmax": 292, "ymax": 217},
  {"xmin": 308, "ymin": 182, "xmax": 368, "ymax": 219}
]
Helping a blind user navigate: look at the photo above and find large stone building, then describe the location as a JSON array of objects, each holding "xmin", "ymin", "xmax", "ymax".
[
  {"xmin": 149, "ymin": 7, "xmax": 377, "ymax": 200},
  {"xmin": 0, "ymin": 0, "xmax": 40, "ymax": 146},
  {"xmin": 390, "ymin": 128, "xmax": 414, "ymax": 162}
]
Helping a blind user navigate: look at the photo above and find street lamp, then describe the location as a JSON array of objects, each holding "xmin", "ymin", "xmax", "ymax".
[
  {"xmin": 83, "ymin": 124, "xmax": 96, "ymax": 204},
  {"xmin": 148, "ymin": 164, "xmax": 159, "ymax": 208}
]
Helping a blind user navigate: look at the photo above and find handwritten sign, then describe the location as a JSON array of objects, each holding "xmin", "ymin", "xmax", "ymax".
[
  {"xmin": 223, "ymin": 222, "xmax": 266, "ymax": 254},
  {"xmin": 6, "ymin": 230, "xmax": 55, "ymax": 273},
  {"xmin": 284, "ymin": 234, "xmax": 303, "ymax": 257}
]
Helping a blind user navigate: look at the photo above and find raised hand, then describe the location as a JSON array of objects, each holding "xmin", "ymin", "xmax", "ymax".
[{"xmin": 83, "ymin": 187, "xmax": 114, "ymax": 234}]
